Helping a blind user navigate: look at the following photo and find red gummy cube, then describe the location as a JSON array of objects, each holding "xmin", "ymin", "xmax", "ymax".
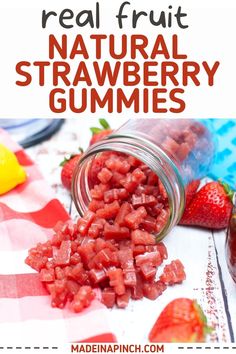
[
  {"xmin": 64, "ymin": 266, "xmax": 74, "ymax": 279},
  {"xmin": 131, "ymin": 272, "xmax": 144, "ymax": 300},
  {"xmin": 135, "ymin": 251, "xmax": 162, "ymax": 267},
  {"xmin": 131, "ymin": 230, "xmax": 156, "ymax": 245},
  {"xmin": 146, "ymin": 203, "xmax": 164, "ymax": 218},
  {"xmin": 132, "ymin": 194, "xmax": 157, "ymax": 208},
  {"xmin": 140, "ymin": 215, "xmax": 157, "ymax": 233},
  {"xmin": 55, "ymin": 266, "xmax": 64, "ymax": 280},
  {"xmin": 88, "ymin": 218, "xmax": 105, "ymax": 239},
  {"xmin": 39, "ymin": 268, "xmax": 55, "ymax": 282},
  {"xmin": 133, "ymin": 245, "xmax": 146, "ymax": 257},
  {"xmin": 90, "ymin": 183, "xmax": 110, "ymax": 200},
  {"xmin": 117, "ymin": 249, "xmax": 134, "ymax": 269},
  {"xmin": 115, "ymin": 202, "xmax": 132, "ymax": 226},
  {"xmin": 25, "ymin": 255, "xmax": 48, "ymax": 272},
  {"xmin": 146, "ymin": 243, "xmax": 168, "ymax": 261},
  {"xmin": 98, "ymin": 167, "xmax": 113, "ymax": 184},
  {"xmin": 89, "ymin": 268, "xmax": 107, "ymax": 284},
  {"xmin": 124, "ymin": 206, "xmax": 147, "ymax": 230},
  {"xmin": 104, "ymin": 188, "xmax": 129, "ymax": 203},
  {"xmin": 71, "ymin": 263, "xmax": 90, "ymax": 285},
  {"xmin": 94, "ymin": 238, "xmax": 117, "ymax": 252},
  {"xmin": 110, "ymin": 172, "xmax": 126, "ymax": 187},
  {"xmin": 143, "ymin": 281, "xmax": 167, "ymax": 300},
  {"xmin": 78, "ymin": 243, "xmax": 95, "ymax": 268},
  {"xmin": 156, "ymin": 209, "xmax": 170, "ymax": 233},
  {"xmin": 123, "ymin": 269, "xmax": 137, "ymax": 287},
  {"xmin": 71, "ymin": 286, "xmax": 95, "ymax": 313},
  {"xmin": 105, "ymin": 156, "xmax": 130, "ymax": 174},
  {"xmin": 147, "ymin": 171, "xmax": 159, "ymax": 186},
  {"xmin": 104, "ymin": 223, "xmax": 130, "ymax": 241},
  {"xmin": 51, "ymin": 292, "xmax": 68, "ymax": 309},
  {"xmin": 88, "ymin": 200, "xmax": 105, "ymax": 212},
  {"xmin": 87, "ymin": 225, "xmax": 100, "ymax": 239},
  {"xmin": 51, "ymin": 232, "xmax": 64, "ymax": 247},
  {"xmin": 118, "ymin": 239, "xmax": 132, "ymax": 250},
  {"xmin": 94, "ymin": 238, "xmax": 107, "ymax": 252},
  {"xmin": 45, "ymin": 259, "xmax": 55, "ymax": 270},
  {"xmin": 160, "ymin": 259, "xmax": 186, "ymax": 285},
  {"xmin": 135, "ymin": 185, "xmax": 159, "ymax": 196},
  {"xmin": 77, "ymin": 210, "xmax": 95, "ymax": 236},
  {"xmin": 107, "ymin": 268, "xmax": 125, "ymax": 295},
  {"xmin": 96, "ymin": 201, "xmax": 120, "ymax": 220},
  {"xmin": 132, "ymin": 168, "xmax": 147, "ymax": 184},
  {"xmin": 140, "ymin": 264, "xmax": 156, "ymax": 281},
  {"xmin": 156, "ymin": 242, "xmax": 168, "ymax": 261},
  {"xmin": 92, "ymin": 248, "xmax": 118, "ymax": 269},
  {"xmin": 127, "ymin": 155, "xmax": 141, "ymax": 167},
  {"xmin": 54, "ymin": 240, "xmax": 72, "ymax": 266},
  {"xmin": 101, "ymin": 287, "xmax": 116, "ymax": 308},
  {"xmin": 89, "ymin": 155, "xmax": 106, "ymax": 186},
  {"xmin": 66, "ymin": 280, "xmax": 80, "ymax": 298},
  {"xmin": 158, "ymin": 179, "xmax": 168, "ymax": 200},
  {"xmin": 120, "ymin": 168, "xmax": 146, "ymax": 192},
  {"xmin": 47, "ymin": 279, "xmax": 68, "ymax": 309},
  {"xmin": 36, "ymin": 241, "xmax": 53, "ymax": 258},
  {"xmin": 116, "ymin": 290, "xmax": 131, "ymax": 308}
]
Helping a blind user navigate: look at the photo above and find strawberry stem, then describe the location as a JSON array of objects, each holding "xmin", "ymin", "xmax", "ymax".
[
  {"xmin": 193, "ymin": 301, "xmax": 213, "ymax": 339},
  {"xmin": 99, "ymin": 119, "xmax": 110, "ymax": 129},
  {"xmin": 90, "ymin": 127, "xmax": 102, "ymax": 135},
  {"xmin": 90, "ymin": 119, "xmax": 110, "ymax": 135},
  {"xmin": 59, "ymin": 148, "xmax": 84, "ymax": 167},
  {"xmin": 219, "ymin": 180, "xmax": 235, "ymax": 203},
  {"xmin": 60, "ymin": 157, "xmax": 71, "ymax": 167}
]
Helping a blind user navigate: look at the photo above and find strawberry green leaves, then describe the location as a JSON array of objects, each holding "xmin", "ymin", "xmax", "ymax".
[{"xmin": 90, "ymin": 119, "xmax": 111, "ymax": 135}]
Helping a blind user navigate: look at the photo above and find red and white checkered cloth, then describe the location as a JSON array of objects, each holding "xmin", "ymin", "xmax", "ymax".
[{"xmin": 0, "ymin": 129, "xmax": 116, "ymax": 343}]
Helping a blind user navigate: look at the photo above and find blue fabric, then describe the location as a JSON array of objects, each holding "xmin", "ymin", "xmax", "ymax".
[{"xmin": 205, "ymin": 119, "xmax": 236, "ymax": 188}]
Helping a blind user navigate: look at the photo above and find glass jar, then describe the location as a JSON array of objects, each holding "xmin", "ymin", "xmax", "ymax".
[
  {"xmin": 72, "ymin": 119, "xmax": 215, "ymax": 241},
  {"xmin": 225, "ymin": 193, "xmax": 236, "ymax": 283}
]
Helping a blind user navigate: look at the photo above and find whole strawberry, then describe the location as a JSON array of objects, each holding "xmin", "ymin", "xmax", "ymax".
[
  {"xmin": 60, "ymin": 149, "xmax": 83, "ymax": 190},
  {"xmin": 149, "ymin": 298, "xmax": 212, "ymax": 343},
  {"xmin": 89, "ymin": 119, "xmax": 112, "ymax": 146},
  {"xmin": 180, "ymin": 181, "xmax": 233, "ymax": 229}
]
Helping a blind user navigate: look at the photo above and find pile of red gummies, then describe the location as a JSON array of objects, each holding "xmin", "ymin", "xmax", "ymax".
[{"xmin": 25, "ymin": 152, "xmax": 186, "ymax": 312}]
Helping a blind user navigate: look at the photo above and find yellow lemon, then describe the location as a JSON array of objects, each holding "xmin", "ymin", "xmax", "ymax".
[{"xmin": 0, "ymin": 143, "xmax": 27, "ymax": 195}]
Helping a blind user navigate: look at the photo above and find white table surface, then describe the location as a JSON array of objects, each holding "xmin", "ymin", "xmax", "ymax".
[{"xmin": 27, "ymin": 119, "xmax": 236, "ymax": 344}]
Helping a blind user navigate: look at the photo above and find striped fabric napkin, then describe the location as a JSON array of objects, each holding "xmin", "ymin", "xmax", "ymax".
[{"xmin": 0, "ymin": 128, "xmax": 116, "ymax": 343}]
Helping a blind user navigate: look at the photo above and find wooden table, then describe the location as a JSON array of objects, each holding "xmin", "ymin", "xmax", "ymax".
[{"xmin": 27, "ymin": 119, "xmax": 236, "ymax": 343}]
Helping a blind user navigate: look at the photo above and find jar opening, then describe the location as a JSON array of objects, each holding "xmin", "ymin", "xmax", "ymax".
[{"xmin": 72, "ymin": 136, "xmax": 185, "ymax": 241}]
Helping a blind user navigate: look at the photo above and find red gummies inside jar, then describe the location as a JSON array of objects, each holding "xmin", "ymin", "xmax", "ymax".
[
  {"xmin": 81, "ymin": 152, "xmax": 169, "ymax": 237},
  {"xmin": 72, "ymin": 119, "xmax": 215, "ymax": 241}
]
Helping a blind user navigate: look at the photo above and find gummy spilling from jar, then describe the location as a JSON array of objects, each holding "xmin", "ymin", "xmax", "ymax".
[
  {"xmin": 88, "ymin": 152, "xmax": 171, "ymax": 235},
  {"xmin": 25, "ymin": 153, "xmax": 186, "ymax": 312}
]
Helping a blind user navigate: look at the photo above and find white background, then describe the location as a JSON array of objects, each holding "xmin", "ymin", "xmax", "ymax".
[{"xmin": 0, "ymin": 0, "xmax": 236, "ymax": 118}]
